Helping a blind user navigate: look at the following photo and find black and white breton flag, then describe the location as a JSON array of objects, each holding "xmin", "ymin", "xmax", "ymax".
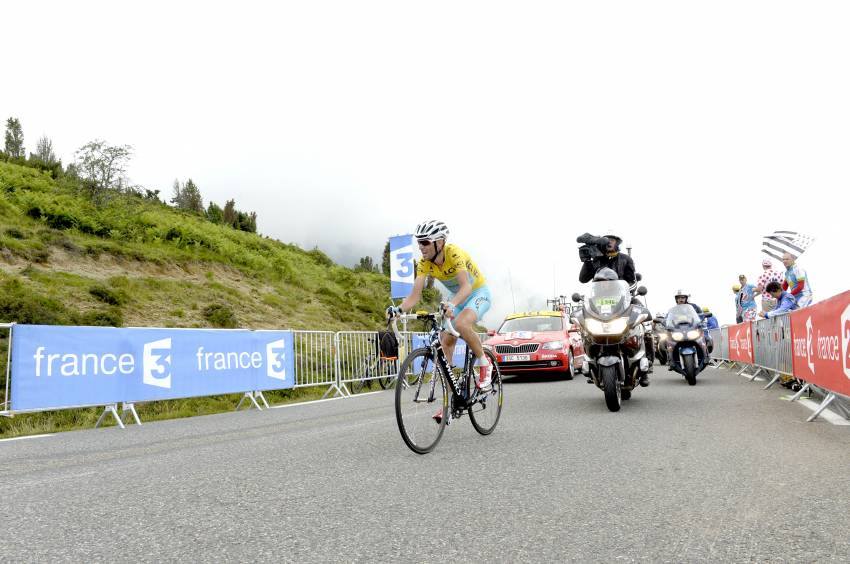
[{"xmin": 761, "ymin": 230, "xmax": 815, "ymax": 261}]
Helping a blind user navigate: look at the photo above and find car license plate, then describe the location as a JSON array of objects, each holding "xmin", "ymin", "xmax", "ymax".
[{"xmin": 504, "ymin": 354, "xmax": 531, "ymax": 362}]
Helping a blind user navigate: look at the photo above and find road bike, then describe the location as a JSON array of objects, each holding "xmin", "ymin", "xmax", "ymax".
[{"xmin": 390, "ymin": 310, "xmax": 503, "ymax": 454}]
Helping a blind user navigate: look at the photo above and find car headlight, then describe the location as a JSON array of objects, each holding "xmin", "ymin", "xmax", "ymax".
[
  {"xmin": 585, "ymin": 318, "xmax": 628, "ymax": 336},
  {"xmin": 672, "ymin": 331, "xmax": 685, "ymax": 341},
  {"xmin": 686, "ymin": 329, "xmax": 701, "ymax": 340},
  {"xmin": 541, "ymin": 341, "xmax": 564, "ymax": 350}
]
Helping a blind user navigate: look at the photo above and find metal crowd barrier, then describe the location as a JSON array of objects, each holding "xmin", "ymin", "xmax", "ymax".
[
  {"xmin": 0, "ymin": 324, "xmax": 530, "ymax": 429},
  {"xmin": 752, "ymin": 316, "xmax": 793, "ymax": 377},
  {"xmin": 292, "ymin": 331, "xmax": 339, "ymax": 397},
  {"xmin": 335, "ymin": 331, "xmax": 400, "ymax": 392},
  {"xmin": 708, "ymin": 315, "xmax": 849, "ymax": 423},
  {"xmin": 302, "ymin": 329, "xmax": 487, "ymax": 396}
]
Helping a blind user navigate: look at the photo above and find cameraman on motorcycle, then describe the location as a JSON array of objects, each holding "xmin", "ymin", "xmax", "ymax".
[
  {"xmin": 576, "ymin": 232, "xmax": 650, "ymax": 385},
  {"xmin": 577, "ymin": 233, "xmax": 636, "ymax": 285}
]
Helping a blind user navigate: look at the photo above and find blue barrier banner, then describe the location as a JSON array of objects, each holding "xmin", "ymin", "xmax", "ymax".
[
  {"xmin": 10, "ymin": 325, "xmax": 295, "ymax": 412},
  {"xmin": 390, "ymin": 234, "xmax": 415, "ymax": 299}
]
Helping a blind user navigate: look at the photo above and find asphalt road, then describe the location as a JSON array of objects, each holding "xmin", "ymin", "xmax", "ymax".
[{"xmin": 1, "ymin": 365, "xmax": 849, "ymax": 563}]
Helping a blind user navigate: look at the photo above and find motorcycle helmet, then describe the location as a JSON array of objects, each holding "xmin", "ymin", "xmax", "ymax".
[
  {"xmin": 702, "ymin": 306, "xmax": 710, "ymax": 313},
  {"xmin": 414, "ymin": 220, "xmax": 449, "ymax": 242},
  {"xmin": 674, "ymin": 289, "xmax": 690, "ymax": 300}
]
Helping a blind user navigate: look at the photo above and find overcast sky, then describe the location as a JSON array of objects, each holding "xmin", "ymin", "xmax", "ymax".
[{"xmin": 3, "ymin": 1, "xmax": 848, "ymax": 327}]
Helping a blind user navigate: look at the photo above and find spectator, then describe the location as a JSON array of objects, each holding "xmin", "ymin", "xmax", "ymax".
[
  {"xmin": 781, "ymin": 252, "xmax": 813, "ymax": 308},
  {"xmin": 756, "ymin": 258, "xmax": 784, "ymax": 313},
  {"xmin": 738, "ymin": 274, "xmax": 757, "ymax": 321},
  {"xmin": 758, "ymin": 281, "xmax": 799, "ymax": 318},
  {"xmin": 703, "ymin": 307, "xmax": 719, "ymax": 330},
  {"xmin": 733, "ymin": 283, "xmax": 743, "ymax": 323}
]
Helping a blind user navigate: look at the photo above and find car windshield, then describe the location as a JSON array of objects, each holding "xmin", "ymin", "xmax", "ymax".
[
  {"xmin": 585, "ymin": 280, "xmax": 630, "ymax": 319},
  {"xmin": 498, "ymin": 316, "xmax": 564, "ymax": 333},
  {"xmin": 666, "ymin": 304, "xmax": 700, "ymax": 328}
]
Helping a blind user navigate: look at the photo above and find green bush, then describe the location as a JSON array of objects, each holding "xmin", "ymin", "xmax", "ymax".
[
  {"xmin": 308, "ymin": 247, "xmax": 334, "ymax": 267},
  {"xmin": 0, "ymin": 277, "xmax": 73, "ymax": 325},
  {"xmin": 78, "ymin": 308, "xmax": 123, "ymax": 327},
  {"xmin": 203, "ymin": 303, "xmax": 238, "ymax": 328},
  {"xmin": 89, "ymin": 285, "xmax": 129, "ymax": 306}
]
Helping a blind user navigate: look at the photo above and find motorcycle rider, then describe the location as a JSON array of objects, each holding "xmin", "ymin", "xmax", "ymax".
[
  {"xmin": 577, "ymin": 232, "xmax": 636, "ymax": 285},
  {"xmin": 665, "ymin": 291, "xmax": 709, "ymax": 372},
  {"xmin": 652, "ymin": 311, "xmax": 669, "ymax": 365},
  {"xmin": 576, "ymin": 232, "xmax": 649, "ymax": 385},
  {"xmin": 673, "ymin": 290, "xmax": 703, "ymax": 318}
]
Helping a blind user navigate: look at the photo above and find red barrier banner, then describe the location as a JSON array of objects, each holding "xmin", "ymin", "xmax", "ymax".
[
  {"xmin": 728, "ymin": 322, "xmax": 754, "ymax": 364},
  {"xmin": 789, "ymin": 290, "xmax": 850, "ymax": 397}
]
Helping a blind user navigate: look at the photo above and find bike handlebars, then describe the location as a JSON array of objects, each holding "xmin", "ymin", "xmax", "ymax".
[{"xmin": 388, "ymin": 311, "xmax": 461, "ymax": 339}]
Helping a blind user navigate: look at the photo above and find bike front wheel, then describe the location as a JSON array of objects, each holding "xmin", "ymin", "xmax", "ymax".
[
  {"xmin": 469, "ymin": 349, "xmax": 503, "ymax": 435},
  {"xmin": 395, "ymin": 347, "xmax": 448, "ymax": 454}
]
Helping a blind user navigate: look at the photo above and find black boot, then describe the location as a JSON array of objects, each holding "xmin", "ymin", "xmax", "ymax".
[{"xmin": 639, "ymin": 372, "xmax": 650, "ymax": 387}]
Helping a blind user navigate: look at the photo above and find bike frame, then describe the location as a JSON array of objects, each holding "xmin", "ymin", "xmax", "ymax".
[{"xmin": 393, "ymin": 313, "xmax": 480, "ymax": 411}]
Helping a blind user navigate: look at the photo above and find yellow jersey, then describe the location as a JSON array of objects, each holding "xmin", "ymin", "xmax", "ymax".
[{"xmin": 416, "ymin": 243, "xmax": 486, "ymax": 295}]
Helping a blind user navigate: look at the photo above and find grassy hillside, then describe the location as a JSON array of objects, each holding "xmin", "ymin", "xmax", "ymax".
[{"xmin": 0, "ymin": 161, "xmax": 431, "ymax": 436}]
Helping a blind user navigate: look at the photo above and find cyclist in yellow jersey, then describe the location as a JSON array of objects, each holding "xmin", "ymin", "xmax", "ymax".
[{"xmin": 387, "ymin": 220, "xmax": 493, "ymax": 392}]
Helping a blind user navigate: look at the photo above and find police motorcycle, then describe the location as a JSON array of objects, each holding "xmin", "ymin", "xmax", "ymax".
[
  {"xmin": 570, "ymin": 268, "xmax": 651, "ymax": 412},
  {"xmin": 664, "ymin": 305, "xmax": 712, "ymax": 385},
  {"xmin": 652, "ymin": 312, "xmax": 670, "ymax": 365}
]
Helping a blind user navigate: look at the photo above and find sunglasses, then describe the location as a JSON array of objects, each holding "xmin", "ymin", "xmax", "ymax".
[{"xmin": 416, "ymin": 239, "xmax": 432, "ymax": 246}]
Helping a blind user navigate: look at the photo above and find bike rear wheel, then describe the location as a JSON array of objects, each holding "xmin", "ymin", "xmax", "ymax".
[
  {"xmin": 377, "ymin": 359, "xmax": 398, "ymax": 389},
  {"xmin": 395, "ymin": 347, "xmax": 448, "ymax": 454},
  {"xmin": 469, "ymin": 350, "xmax": 503, "ymax": 435}
]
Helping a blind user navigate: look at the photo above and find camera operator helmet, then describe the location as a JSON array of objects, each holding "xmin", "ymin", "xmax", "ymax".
[
  {"xmin": 603, "ymin": 231, "xmax": 623, "ymax": 245},
  {"xmin": 593, "ymin": 267, "xmax": 619, "ymax": 282},
  {"xmin": 603, "ymin": 231, "xmax": 622, "ymax": 254}
]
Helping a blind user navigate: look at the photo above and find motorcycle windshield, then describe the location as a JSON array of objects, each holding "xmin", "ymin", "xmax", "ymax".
[
  {"xmin": 585, "ymin": 280, "xmax": 630, "ymax": 320},
  {"xmin": 667, "ymin": 305, "xmax": 700, "ymax": 328}
]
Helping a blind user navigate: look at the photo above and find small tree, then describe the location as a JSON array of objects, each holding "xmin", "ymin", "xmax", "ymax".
[
  {"xmin": 4, "ymin": 117, "xmax": 25, "ymax": 158},
  {"xmin": 382, "ymin": 241, "xmax": 390, "ymax": 276},
  {"xmin": 223, "ymin": 199, "xmax": 237, "ymax": 226},
  {"xmin": 74, "ymin": 139, "xmax": 132, "ymax": 199},
  {"xmin": 206, "ymin": 202, "xmax": 224, "ymax": 224},
  {"xmin": 234, "ymin": 210, "xmax": 257, "ymax": 233},
  {"xmin": 181, "ymin": 179, "xmax": 204, "ymax": 213},
  {"xmin": 170, "ymin": 179, "xmax": 182, "ymax": 206},
  {"xmin": 356, "ymin": 256, "xmax": 378, "ymax": 272},
  {"xmin": 34, "ymin": 135, "xmax": 57, "ymax": 165}
]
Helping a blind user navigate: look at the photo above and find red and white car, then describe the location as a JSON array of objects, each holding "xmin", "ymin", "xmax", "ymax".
[{"xmin": 484, "ymin": 310, "xmax": 586, "ymax": 378}]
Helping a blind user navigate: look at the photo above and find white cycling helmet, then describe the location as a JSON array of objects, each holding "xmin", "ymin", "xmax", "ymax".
[{"xmin": 415, "ymin": 220, "xmax": 449, "ymax": 241}]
